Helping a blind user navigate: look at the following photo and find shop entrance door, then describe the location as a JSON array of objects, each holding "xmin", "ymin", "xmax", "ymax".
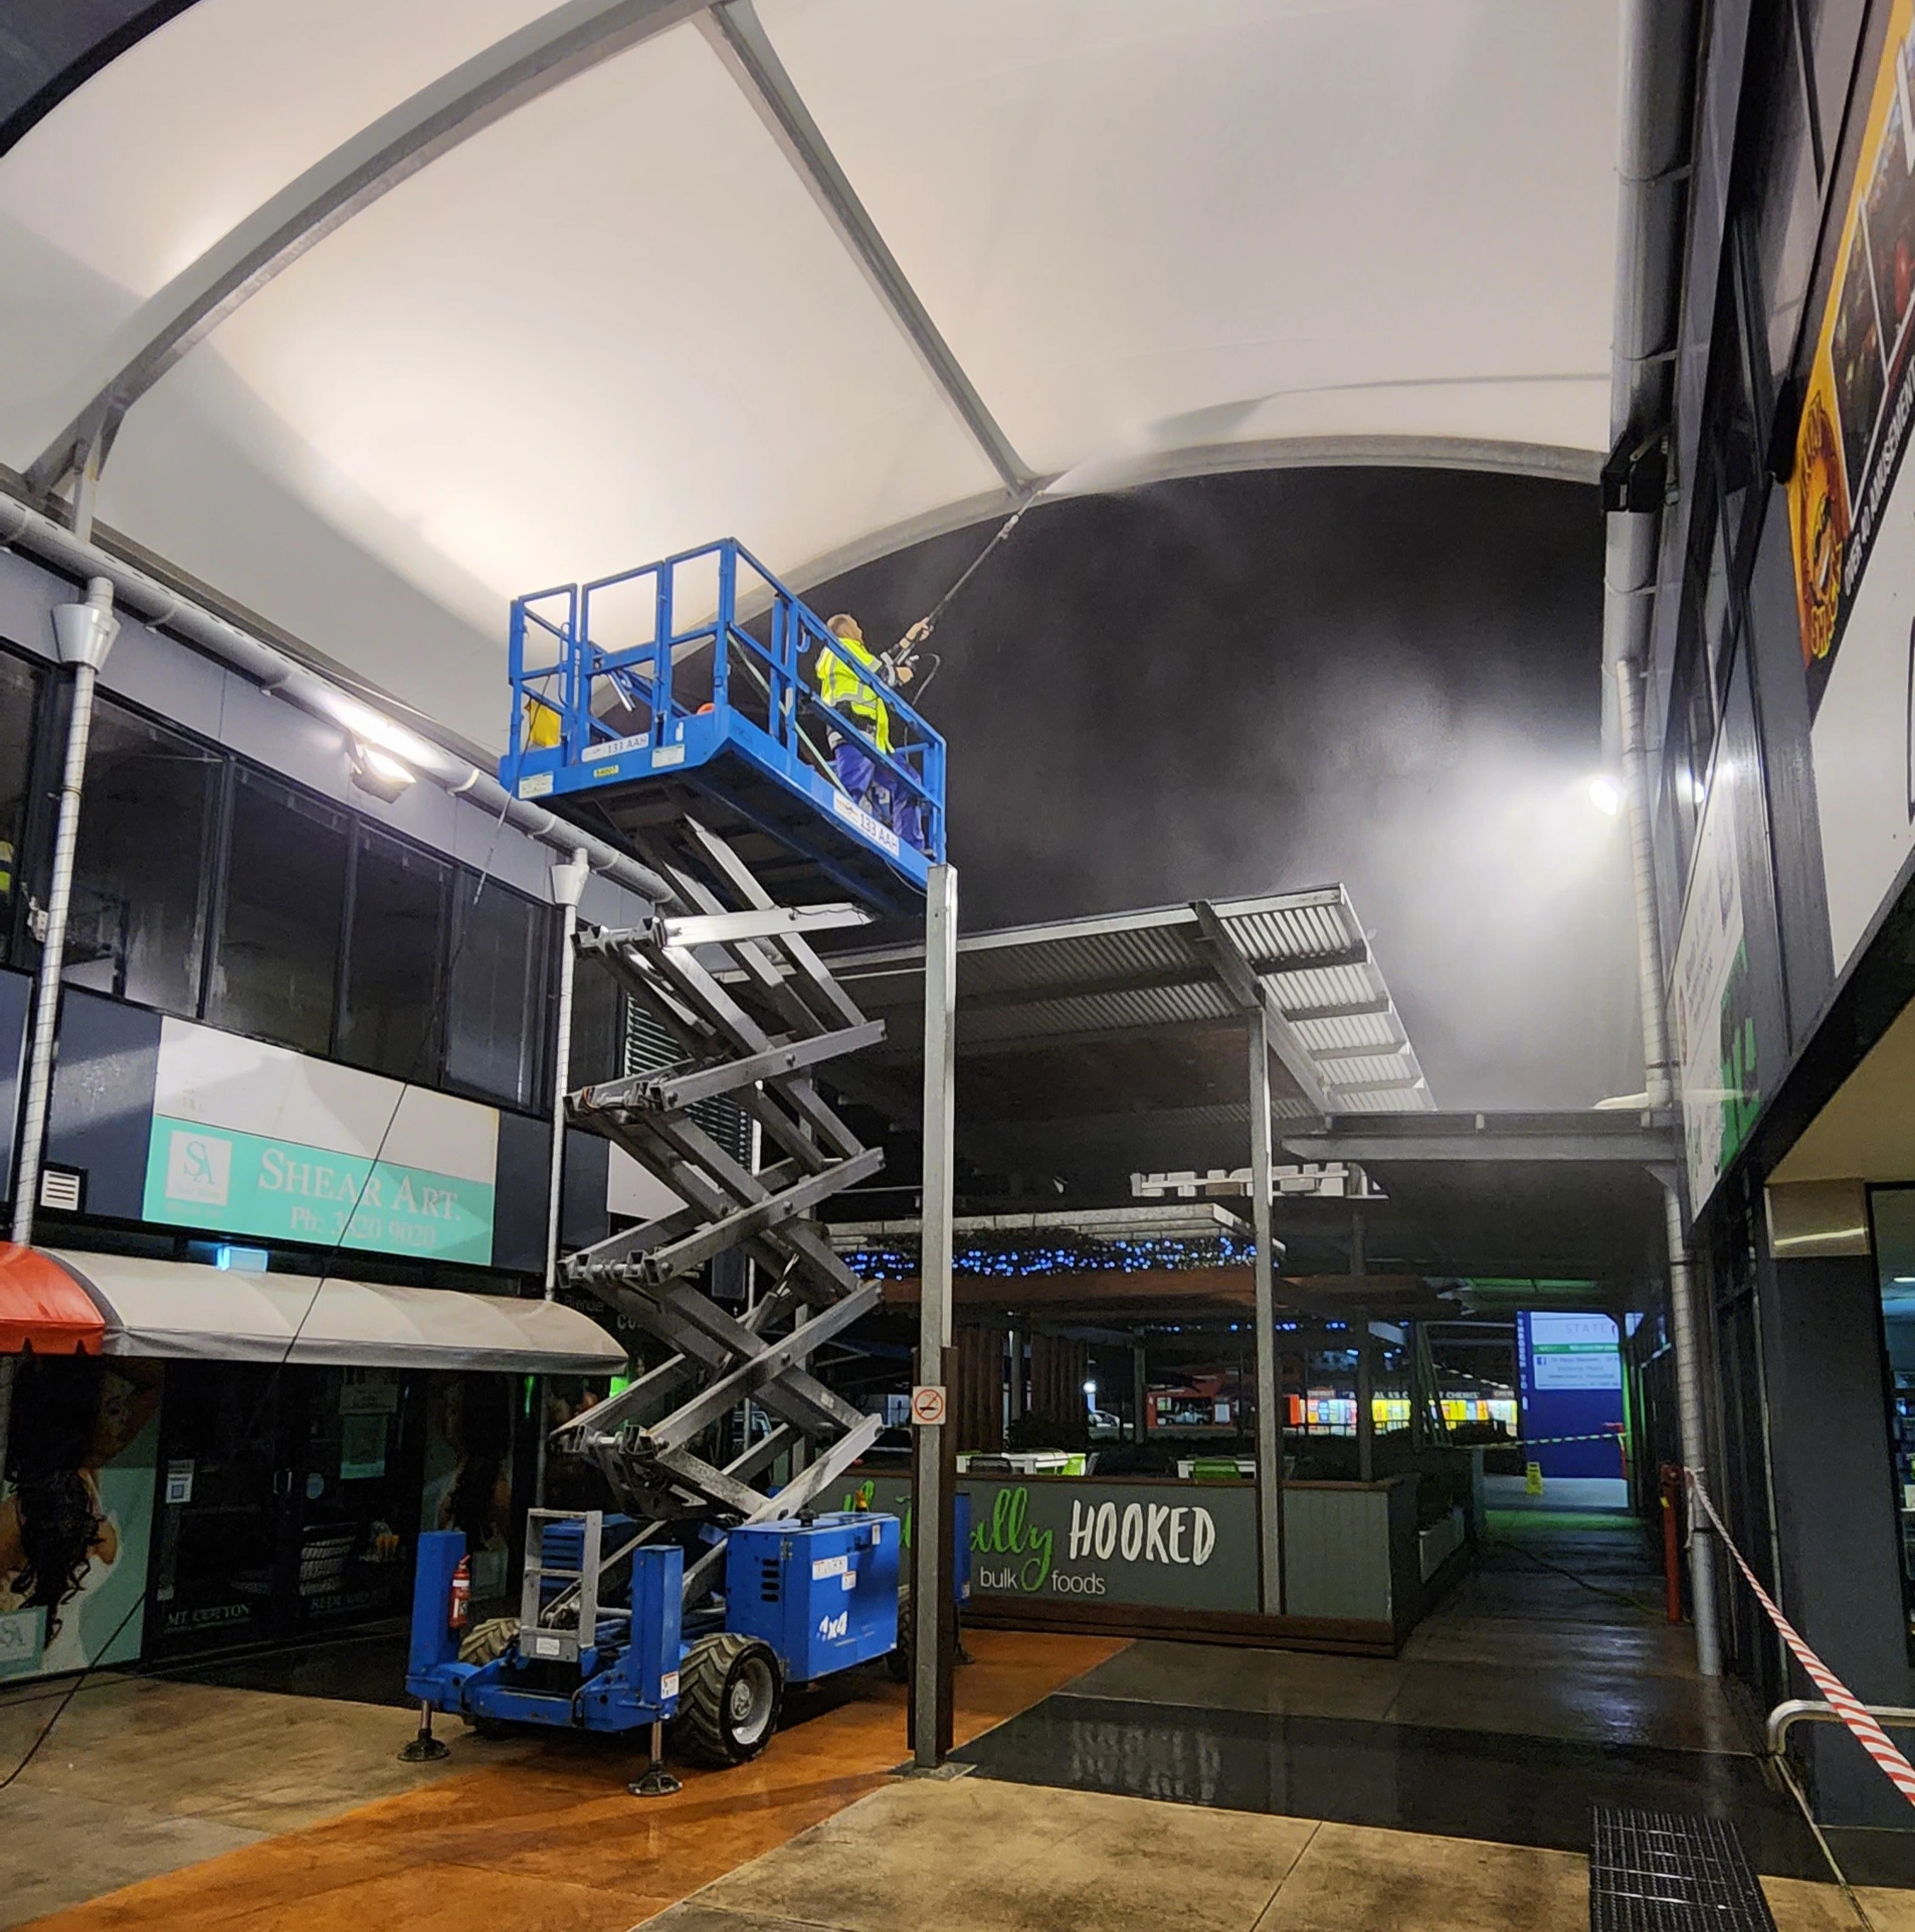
[
  {"xmin": 150, "ymin": 1361, "xmax": 299, "ymax": 1654},
  {"xmin": 150, "ymin": 1363, "xmax": 425, "ymax": 1655}
]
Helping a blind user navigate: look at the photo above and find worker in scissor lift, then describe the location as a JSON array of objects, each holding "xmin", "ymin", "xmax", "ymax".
[{"xmin": 816, "ymin": 613, "xmax": 923, "ymax": 851}]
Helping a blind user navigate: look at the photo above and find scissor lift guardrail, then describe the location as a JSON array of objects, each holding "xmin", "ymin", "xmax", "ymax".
[{"xmin": 553, "ymin": 814, "xmax": 891, "ymax": 1607}]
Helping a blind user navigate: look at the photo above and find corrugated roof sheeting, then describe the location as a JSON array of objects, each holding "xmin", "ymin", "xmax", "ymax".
[{"xmin": 822, "ymin": 884, "xmax": 1433, "ymax": 1117}]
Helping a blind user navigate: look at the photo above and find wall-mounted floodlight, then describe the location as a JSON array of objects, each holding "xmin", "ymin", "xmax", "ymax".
[
  {"xmin": 1588, "ymin": 775, "xmax": 1622, "ymax": 816},
  {"xmin": 349, "ymin": 738, "xmax": 416, "ymax": 803}
]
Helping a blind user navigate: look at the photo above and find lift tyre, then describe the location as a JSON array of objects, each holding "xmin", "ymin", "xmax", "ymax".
[
  {"xmin": 886, "ymin": 1585, "xmax": 912, "ymax": 1682},
  {"xmin": 672, "ymin": 1632, "xmax": 783, "ymax": 1767}
]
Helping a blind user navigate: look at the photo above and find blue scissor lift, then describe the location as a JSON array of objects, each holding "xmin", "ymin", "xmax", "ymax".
[
  {"xmin": 503, "ymin": 537, "xmax": 945, "ymax": 913},
  {"xmin": 404, "ymin": 540, "xmax": 957, "ymax": 1789}
]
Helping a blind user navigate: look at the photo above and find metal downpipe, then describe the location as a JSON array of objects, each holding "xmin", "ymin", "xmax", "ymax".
[
  {"xmin": 1663, "ymin": 1181, "xmax": 1724, "ymax": 1673},
  {"xmin": 1617, "ymin": 658, "xmax": 1675, "ymax": 1108},
  {"xmin": 544, "ymin": 849, "xmax": 591, "ymax": 1299},
  {"xmin": 12, "ymin": 579, "xmax": 118, "ymax": 1244},
  {"xmin": 1617, "ymin": 657, "xmax": 1721, "ymax": 1674}
]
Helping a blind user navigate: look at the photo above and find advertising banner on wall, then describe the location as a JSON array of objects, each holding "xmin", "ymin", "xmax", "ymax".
[
  {"xmin": 0, "ymin": 1357, "xmax": 160, "ymax": 1681},
  {"xmin": 844, "ymin": 1473, "xmax": 1259, "ymax": 1615},
  {"xmin": 1516, "ymin": 1312, "xmax": 1622, "ymax": 1479},
  {"xmin": 1670, "ymin": 773, "xmax": 1757, "ymax": 1211},
  {"xmin": 1788, "ymin": 0, "xmax": 1915, "ymax": 966},
  {"xmin": 139, "ymin": 1019, "xmax": 498, "ymax": 1264}
]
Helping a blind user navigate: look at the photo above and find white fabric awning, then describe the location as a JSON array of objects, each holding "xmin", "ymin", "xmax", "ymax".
[{"xmin": 48, "ymin": 1249, "xmax": 626, "ymax": 1373}]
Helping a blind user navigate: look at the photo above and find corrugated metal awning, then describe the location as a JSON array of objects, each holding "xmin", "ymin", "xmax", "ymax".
[{"xmin": 40, "ymin": 1252, "xmax": 626, "ymax": 1373}]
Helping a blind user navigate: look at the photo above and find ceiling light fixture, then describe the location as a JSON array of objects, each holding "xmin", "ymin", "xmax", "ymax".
[
  {"xmin": 349, "ymin": 738, "xmax": 416, "ymax": 803},
  {"xmin": 1588, "ymin": 775, "xmax": 1622, "ymax": 816}
]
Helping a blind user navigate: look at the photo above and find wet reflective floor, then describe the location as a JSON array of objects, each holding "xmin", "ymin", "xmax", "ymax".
[
  {"xmin": 952, "ymin": 1507, "xmax": 1827, "ymax": 1879},
  {"xmin": 952, "ymin": 1691, "xmax": 1821, "ymax": 1875}
]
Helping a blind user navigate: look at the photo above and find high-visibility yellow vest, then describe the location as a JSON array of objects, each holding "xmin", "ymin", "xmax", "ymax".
[{"xmin": 815, "ymin": 633, "xmax": 892, "ymax": 753}]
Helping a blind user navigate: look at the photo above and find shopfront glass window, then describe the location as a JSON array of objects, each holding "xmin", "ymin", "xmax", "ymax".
[
  {"xmin": 1874, "ymin": 1187, "xmax": 1915, "ymax": 1645},
  {"xmin": 338, "ymin": 827, "xmax": 449, "ymax": 1080},
  {"xmin": 445, "ymin": 879, "xmax": 548, "ymax": 1109},
  {"xmin": 567, "ymin": 949, "xmax": 625, "ymax": 1091},
  {"xmin": 0, "ymin": 650, "xmax": 42, "ymax": 957},
  {"xmin": 208, "ymin": 771, "xmax": 349, "ymax": 1054},
  {"xmin": 65, "ymin": 699, "xmax": 221, "ymax": 1013}
]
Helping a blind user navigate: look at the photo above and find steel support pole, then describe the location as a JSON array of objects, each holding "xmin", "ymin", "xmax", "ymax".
[
  {"xmin": 12, "ymin": 581, "xmax": 117, "ymax": 1246},
  {"xmin": 912, "ymin": 863, "xmax": 958, "ymax": 1767},
  {"xmin": 1664, "ymin": 1179, "xmax": 1723, "ymax": 1674},
  {"xmin": 1616, "ymin": 658, "xmax": 1719, "ymax": 1675},
  {"xmin": 543, "ymin": 849, "xmax": 591, "ymax": 1299},
  {"xmin": 1352, "ymin": 1208, "xmax": 1375, "ymax": 1481},
  {"xmin": 535, "ymin": 849, "xmax": 590, "ymax": 1511},
  {"xmin": 1247, "ymin": 1011, "xmax": 1282, "ymax": 1614}
]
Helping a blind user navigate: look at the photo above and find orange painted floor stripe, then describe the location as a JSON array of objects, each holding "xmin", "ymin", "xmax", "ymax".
[{"xmin": 21, "ymin": 1628, "xmax": 1124, "ymax": 1932}]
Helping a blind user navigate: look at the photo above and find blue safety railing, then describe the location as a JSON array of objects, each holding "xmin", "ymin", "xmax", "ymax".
[{"xmin": 501, "ymin": 539, "xmax": 946, "ymax": 877}]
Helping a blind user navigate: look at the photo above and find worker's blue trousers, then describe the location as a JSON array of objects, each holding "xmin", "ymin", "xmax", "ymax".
[{"xmin": 832, "ymin": 738, "xmax": 923, "ymax": 852}]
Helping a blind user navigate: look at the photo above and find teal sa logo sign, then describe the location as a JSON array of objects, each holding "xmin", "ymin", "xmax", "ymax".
[{"xmin": 142, "ymin": 1119, "xmax": 494, "ymax": 1264}]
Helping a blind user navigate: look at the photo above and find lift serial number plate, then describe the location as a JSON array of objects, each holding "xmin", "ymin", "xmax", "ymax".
[{"xmin": 911, "ymin": 1384, "xmax": 946, "ymax": 1427}]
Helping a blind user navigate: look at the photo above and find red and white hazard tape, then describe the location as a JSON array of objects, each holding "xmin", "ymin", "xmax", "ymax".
[{"xmin": 1685, "ymin": 1469, "xmax": 1915, "ymax": 1810}]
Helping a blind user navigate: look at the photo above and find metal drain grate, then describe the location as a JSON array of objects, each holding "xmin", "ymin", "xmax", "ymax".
[{"xmin": 1589, "ymin": 1808, "xmax": 1777, "ymax": 1931}]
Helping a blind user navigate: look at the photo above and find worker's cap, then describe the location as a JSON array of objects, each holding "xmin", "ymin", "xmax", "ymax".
[{"xmin": 826, "ymin": 613, "xmax": 862, "ymax": 640}]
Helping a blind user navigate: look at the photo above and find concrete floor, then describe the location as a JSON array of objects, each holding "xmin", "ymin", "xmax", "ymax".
[
  {"xmin": 1, "ymin": 1628, "xmax": 1122, "ymax": 1932},
  {"xmin": 5, "ymin": 1509, "xmax": 1908, "ymax": 1930},
  {"xmin": 643, "ymin": 1776, "xmax": 1915, "ymax": 1932},
  {"xmin": 0, "ymin": 1668, "xmax": 543, "ymax": 1925},
  {"xmin": 1064, "ymin": 1509, "xmax": 1747, "ymax": 1754}
]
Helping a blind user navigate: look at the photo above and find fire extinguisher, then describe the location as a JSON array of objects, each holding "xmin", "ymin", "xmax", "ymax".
[{"xmin": 448, "ymin": 1554, "xmax": 470, "ymax": 1632}]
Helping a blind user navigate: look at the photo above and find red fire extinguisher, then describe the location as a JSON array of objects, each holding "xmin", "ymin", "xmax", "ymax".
[{"xmin": 448, "ymin": 1554, "xmax": 470, "ymax": 1632}]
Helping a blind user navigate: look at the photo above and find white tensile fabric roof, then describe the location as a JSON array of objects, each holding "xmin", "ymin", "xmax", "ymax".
[{"xmin": 0, "ymin": 0, "xmax": 1619, "ymax": 749}]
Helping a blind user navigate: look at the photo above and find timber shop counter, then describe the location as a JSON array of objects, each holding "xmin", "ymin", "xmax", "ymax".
[{"xmin": 840, "ymin": 1463, "xmax": 1478, "ymax": 1656}]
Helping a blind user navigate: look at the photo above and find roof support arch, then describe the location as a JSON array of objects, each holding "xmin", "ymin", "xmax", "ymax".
[
  {"xmin": 697, "ymin": 0, "xmax": 1034, "ymax": 494},
  {"xmin": 25, "ymin": 0, "xmax": 711, "ymax": 508}
]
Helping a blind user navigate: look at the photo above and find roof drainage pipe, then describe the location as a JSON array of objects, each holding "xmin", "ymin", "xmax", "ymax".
[
  {"xmin": 12, "ymin": 577, "xmax": 118, "ymax": 1247},
  {"xmin": 0, "ymin": 493, "xmax": 674, "ymax": 909},
  {"xmin": 1604, "ymin": 0, "xmax": 1720, "ymax": 1676}
]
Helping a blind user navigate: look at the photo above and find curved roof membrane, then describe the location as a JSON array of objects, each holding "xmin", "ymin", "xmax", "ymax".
[{"xmin": 0, "ymin": 0, "xmax": 1619, "ymax": 748}]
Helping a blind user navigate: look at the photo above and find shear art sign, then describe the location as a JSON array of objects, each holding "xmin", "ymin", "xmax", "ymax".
[{"xmin": 139, "ymin": 1018, "xmax": 497, "ymax": 1264}]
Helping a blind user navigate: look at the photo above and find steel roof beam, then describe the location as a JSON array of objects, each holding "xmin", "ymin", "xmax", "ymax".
[
  {"xmin": 1283, "ymin": 996, "xmax": 1392, "ymax": 1024},
  {"xmin": 700, "ymin": 0, "xmax": 1034, "ymax": 493},
  {"xmin": 1191, "ymin": 901, "xmax": 1330, "ymax": 1118},
  {"xmin": 26, "ymin": 0, "xmax": 709, "ymax": 500}
]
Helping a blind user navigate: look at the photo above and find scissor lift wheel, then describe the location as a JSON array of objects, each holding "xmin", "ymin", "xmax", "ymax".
[{"xmin": 671, "ymin": 1631, "xmax": 784, "ymax": 1767}]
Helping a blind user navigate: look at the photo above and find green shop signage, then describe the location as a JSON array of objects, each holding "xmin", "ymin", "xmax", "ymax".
[
  {"xmin": 846, "ymin": 1475, "xmax": 1259, "ymax": 1614},
  {"xmin": 142, "ymin": 1117, "xmax": 494, "ymax": 1264}
]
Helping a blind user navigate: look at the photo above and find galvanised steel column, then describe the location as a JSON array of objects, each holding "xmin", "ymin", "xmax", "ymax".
[
  {"xmin": 543, "ymin": 849, "xmax": 591, "ymax": 1300},
  {"xmin": 1616, "ymin": 657, "xmax": 1720, "ymax": 1675},
  {"xmin": 1248, "ymin": 1009, "xmax": 1283, "ymax": 1614},
  {"xmin": 912, "ymin": 862, "xmax": 958, "ymax": 1767},
  {"xmin": 1352, "ymin": 1208, "xmax": 1375, "ymax": 1484},
  {"xmin": 12, "ymin": 580, "xmax": 117, "ymax": 1245},
  {"xmin": 535, "ymin": 848, "xmax": 590, "ymax": 1510}
]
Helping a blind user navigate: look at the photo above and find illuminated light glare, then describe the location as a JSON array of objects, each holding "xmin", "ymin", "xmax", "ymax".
[
  {"xmin": 360, "ymin": 745, "xmax": 415, "ymax": 787},
  {"xmin": 1896, "ymin": 1276, "xmax": 1915, "ymax": 1286},
  {"xmin": 1587, "ymin": 776, "xmax": 1622, "ymax": 816}
]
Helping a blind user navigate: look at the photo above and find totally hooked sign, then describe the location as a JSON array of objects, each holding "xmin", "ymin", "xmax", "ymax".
[{"xmin": 850, "ymin": 1476, "xmax": 1259, "ymax": 1615}]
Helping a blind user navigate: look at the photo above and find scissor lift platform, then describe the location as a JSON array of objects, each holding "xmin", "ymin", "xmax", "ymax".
[{"xmin": 503, "ymin": 540, "xmax": 944, "ymax": 914}]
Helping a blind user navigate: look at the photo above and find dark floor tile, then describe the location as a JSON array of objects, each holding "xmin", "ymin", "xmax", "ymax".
[
  {"xmin": 149, "ymin": 1623, "xmax": 415, "ymax": 1709},
  {"xmin": 954, "ymin": 1692, "xmax": 1826, "ymax": 1881}
]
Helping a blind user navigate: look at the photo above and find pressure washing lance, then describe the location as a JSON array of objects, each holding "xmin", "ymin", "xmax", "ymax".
[{"xmin": 879, "ymin": 495, "xmax": 1037, "ymax": 695}]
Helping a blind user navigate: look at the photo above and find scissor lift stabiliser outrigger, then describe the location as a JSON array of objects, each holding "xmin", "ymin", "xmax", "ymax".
[{"xmin": 404, "ymin": 541, "xmax": 961, "ymax": 1791}]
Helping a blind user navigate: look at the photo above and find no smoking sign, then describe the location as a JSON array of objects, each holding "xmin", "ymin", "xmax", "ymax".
[{"xmin": 910, "ymin": 1384, "xmax": 946, "ymax": 1428}]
